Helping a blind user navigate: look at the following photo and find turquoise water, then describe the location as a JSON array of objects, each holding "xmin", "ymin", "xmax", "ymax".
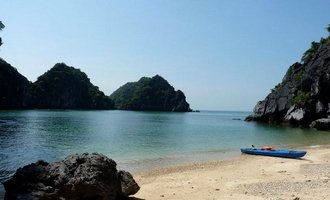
[{"xmin": 1, "ymin": 110, "xmax": 330, "ymax": 195}]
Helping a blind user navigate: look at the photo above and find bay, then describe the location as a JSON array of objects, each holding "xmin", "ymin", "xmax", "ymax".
[{"xmin": 1, "ymin": 110, "xmax": 330, "ymax": 195}]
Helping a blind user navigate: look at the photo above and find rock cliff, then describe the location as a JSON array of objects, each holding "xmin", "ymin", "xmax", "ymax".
[
  {"xmin": 110, "ymin": 75, "xmax": 192, "ymax": 112},
  {"xmin": 246, "ymin": 39, "xmax": 330, "ymax": 129}
]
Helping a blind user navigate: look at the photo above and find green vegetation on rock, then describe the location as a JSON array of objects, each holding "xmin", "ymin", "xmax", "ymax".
[
  {"xmin": 293, "ymin": 71, "xmax": 303, "ymax": 84},
  {"xmin": 301, "ymin": 41, "xmax": 320, "ymax": 64},
  {"xmin": 271, "ymin": 83, "xmax": 283, "ymax": 92},
  {"xmin": 289, "ymin": 90, "xmax": 310, "ymax": 108},
  {"xmin": 110, "ymin": 75, "xmax": 191, "ymax": 112},
  {"xmin": 301, "ymin": 26, "xmax": 330, "ymax": 64}
]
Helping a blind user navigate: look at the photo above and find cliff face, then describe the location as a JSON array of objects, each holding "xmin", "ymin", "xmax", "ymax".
[
  {"xmin": 246, "ymin": 40, "xmax": 330, "ymax": 129},
  {"xmin": 31, "ymin": 63, "xmax": 114, "ymax": 109},
  {"xmin": 0, "ymin": 59, "xmax": 31, "ymax": 109},
  {"xmin": 110, "ymin": 75, "xmax": 191, "ymax": 112}
]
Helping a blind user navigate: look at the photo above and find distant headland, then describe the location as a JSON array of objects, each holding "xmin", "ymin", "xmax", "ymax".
[{"xmin": 0, "ymin": 59, "xmax": 191, "ymax": 112}]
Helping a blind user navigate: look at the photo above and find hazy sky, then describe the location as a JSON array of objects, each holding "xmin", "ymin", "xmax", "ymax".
[{"xmin": 1, "ymin": 1, "xmax": 330, "ymax": 111}]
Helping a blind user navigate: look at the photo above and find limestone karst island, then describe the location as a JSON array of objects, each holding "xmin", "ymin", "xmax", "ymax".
[{"xmin": 0, "ymin": 60, "xmax": 191, "ymax": 112}]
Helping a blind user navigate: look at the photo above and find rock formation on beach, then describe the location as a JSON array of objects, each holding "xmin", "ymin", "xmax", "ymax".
[
  {"xmin": 110, "ymin": 75, "xmax": 192, "ymax": 112},
  {"xmin": 3, "ymin": 153, "xmax": 140, "ymax": 200},
  {"xmin": 246, "ymin": 36, "xmax": 330, "ymax": 130}
]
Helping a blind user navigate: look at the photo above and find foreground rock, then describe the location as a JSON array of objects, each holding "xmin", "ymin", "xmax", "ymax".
[
  {"xmin": 3, "ymin": 153, "xmax": 139, "ymax": 200},
  {"xmin": 246, "ymin": 38, "xmax": 330, "ymax": 130}
]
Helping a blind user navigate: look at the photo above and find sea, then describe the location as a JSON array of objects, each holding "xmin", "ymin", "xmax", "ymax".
[{"xmin": 1, "ymin": 110, "xmax": 330, "ymax": 196}]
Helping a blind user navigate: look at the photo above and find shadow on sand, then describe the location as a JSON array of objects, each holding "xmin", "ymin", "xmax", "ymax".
[{"xmin": 124, "ymin": 197, "xmax": 145, "ymax": 200}]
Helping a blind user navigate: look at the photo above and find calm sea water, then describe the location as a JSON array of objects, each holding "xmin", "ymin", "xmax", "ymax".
[{"xmin": 1, "ymin": 110, "xmax": 330, "ymax": 195}]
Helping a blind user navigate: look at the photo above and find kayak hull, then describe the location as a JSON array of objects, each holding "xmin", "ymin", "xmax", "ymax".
[{"xmin": 240, "ymin": 148, "xmax": 306, "ymax": 158}]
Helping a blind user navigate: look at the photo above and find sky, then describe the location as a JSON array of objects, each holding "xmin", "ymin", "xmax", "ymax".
[{"xmin": 1, "ymin": 0, "xmax": 330, "ymax": 111}]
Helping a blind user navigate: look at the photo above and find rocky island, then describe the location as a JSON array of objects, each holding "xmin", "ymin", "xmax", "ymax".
[
  {"xmin": 30, "ymin": 63, "xmax": 114, "ymax": 109},
  {"xmin": 110, "ymin": 75, "xmax": 192, "ymax": 112},
  {"xmin": 246, "ymin": 31, "xmax": 330, "ymax": 130},
  {"xmin": 0, "ymin": 61, "xmax": 114, "ymax": 110},
  {"xmin": 0, "ymin": 59, "xmax": 192, "ymax": 111}
]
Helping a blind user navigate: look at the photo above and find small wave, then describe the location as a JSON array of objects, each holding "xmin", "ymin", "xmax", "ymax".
[
  {"xmin": 0, "ymin": 119, "xmax": 17, "ymax": 125},
  {"xmin": 309, "ymin": 145, "xmax": 321, "ymax": 148}
]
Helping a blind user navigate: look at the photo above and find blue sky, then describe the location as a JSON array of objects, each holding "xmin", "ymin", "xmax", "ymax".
[{"xmin": 1, "ymin": 0, "xmax": 330, "ymax": 111}]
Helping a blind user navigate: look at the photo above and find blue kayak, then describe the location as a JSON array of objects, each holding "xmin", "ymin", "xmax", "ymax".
[{"xmin": 240, "ymin": 148, "xmax": 307, "ymax": 158}]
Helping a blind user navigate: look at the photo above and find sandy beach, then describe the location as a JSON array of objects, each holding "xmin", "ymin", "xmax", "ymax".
[{"xmin": 132, "ymin": 146, "xmax": 330, "ymax": 200}]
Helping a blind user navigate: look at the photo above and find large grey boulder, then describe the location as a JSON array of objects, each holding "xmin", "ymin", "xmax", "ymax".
[{"xmin": 3, "ymin": 153, "xmax": 140, "ymax": 200}]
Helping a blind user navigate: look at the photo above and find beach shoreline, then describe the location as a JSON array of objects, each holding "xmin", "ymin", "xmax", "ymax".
[{"xmin": 132, "ymin": 146, "xmax": 330, "ymax": 200}]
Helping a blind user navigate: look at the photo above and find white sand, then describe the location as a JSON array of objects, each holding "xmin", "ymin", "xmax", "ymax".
[{"xmin": 132, "ymin": 146, "xmax": 330, "ymax": 200}]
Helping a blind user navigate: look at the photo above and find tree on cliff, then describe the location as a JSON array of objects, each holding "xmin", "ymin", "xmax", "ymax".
[
  {"xmin": 0, "ymin": 21, "xmax": 5, "ymax": 47},
  {"xmin": 300, "ymin": 25, "xmax": 330, "ymax": 64},
  {"xmin": 301, "ymin": 41, "xmax": 320, "ymax": 64}
]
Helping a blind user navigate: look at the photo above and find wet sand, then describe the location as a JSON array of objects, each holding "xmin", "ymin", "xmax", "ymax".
[{"xmin": 132, "ymin": 146, "xmax": 330, "ymax": 200}]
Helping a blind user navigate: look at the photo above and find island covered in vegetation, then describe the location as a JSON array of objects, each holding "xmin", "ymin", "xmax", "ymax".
[
  {"xmin": 110, "ymin": 75, "xmax": 191, "ymax": 112},
  {"xmin": 30, "ymin": 63, "xmax": 114, "ymax": 109},
  {"xmin": 0, "ymin": 60, "xmax": 191, "ymax": 111},
  {"xmin": 0, "ymin": 61, "xmax": 115, "ymax": 109}
]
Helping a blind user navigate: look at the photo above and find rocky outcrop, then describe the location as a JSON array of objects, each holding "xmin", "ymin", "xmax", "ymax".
[
  {"xmin": 246, "ymin": 39, "xmax": 330, "ymax": 130},
  {"xmin": 3, "ymin": 153, "xmax": 139, "ymax": 200},
  {"xmin": 110, "ymin": 75, "xmax": 192, "ymax": 112}
]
